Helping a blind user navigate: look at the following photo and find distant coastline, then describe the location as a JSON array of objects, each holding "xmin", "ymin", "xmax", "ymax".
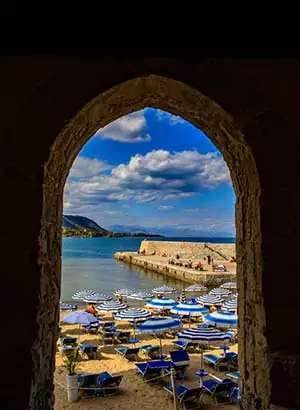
[{"xmin": 62, "ymin": 227, "xmax": 164, "ymax": 238}]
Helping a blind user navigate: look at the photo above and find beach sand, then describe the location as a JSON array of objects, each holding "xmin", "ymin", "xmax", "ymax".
[{"xmin": 55, "ymin": 312, "xmax": 239, "ymax": 410}]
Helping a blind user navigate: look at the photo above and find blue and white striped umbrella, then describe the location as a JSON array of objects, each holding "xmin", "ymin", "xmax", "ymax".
[
  {"xmin": 146, "ymin": 297, "xmax": 176, "ymax": 310},
  {"xmin": 114, "ymin": 288, "xmax": 135, "ymax": 297},
  {"xmin": 127, "ymin": 291, "xmax": 153, "ymax": 301},
  {"xmin": 72, "ymin": 290, "xmax": 99, "ymax": 300},
  {"xmin": 177, "ymin": 327, "xmax": 231, "ymax": 342},
  {"xmin": 171, "ymin": 302, "xmax": 209, "ymax": 317},
  {"xmin": 97, "ymin": 301, "xmax": 127, "ymax": 312},
  {"xmin": 83, "ymin": 293, "xmax": 112, "ymax": 303},
  {"xmin": 62, "ymin": 311, "xmax": 98, "ymax": 325},
  {"xmin": 220, "ymin": 282, "xmax": 237, "ymax": 290},
  {"xmin": 60, "ymin": 302, "xmax": 77, "ymax": 311},
  {"xmin": 136, "ymin": 317, "xmax": 182, "ymax": 334},
  {"xmin": 221, "ymin": 296, "xmax": 238, "ymax": 312},
  {"xmin": 209, "ymin": 288, "xmax": 233, "ymax": 298},
  {"xmin": 196, "ymin": 295, "xmax": 223, "ymax": 307},
  {"xmin": 184, "ymin": 284, "xmax": 207, "ymax": 292},
  {"xmin": 152, "ymin": 285, "xmax": 177, "ymax": 294},
  {"xmin": 204, "ymin": 311, "xmax": 238, "ymax": 329},
  {"xmin": 136, "ymin": 317, "xmax": 183, "ymax": 355},
  {"xmin": 115, "ymin": 308, "xmax": 152, "ymax": 321}
]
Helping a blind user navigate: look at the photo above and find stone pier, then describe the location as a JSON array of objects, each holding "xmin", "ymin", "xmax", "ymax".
[{"xmin": 114, "ymin": 240, "xmax": 236, "ymax": 287}]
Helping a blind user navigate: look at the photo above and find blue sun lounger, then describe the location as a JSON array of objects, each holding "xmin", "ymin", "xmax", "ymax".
[
  {"xmin": 164, "ymin": 384, "xmax": 203, "ymax": 409},
  {"xmin": 169, "ymin": 350, "xmax": 190, "ymax": 378},
  {"xmin": 115, "ymin": 347, "xmax": 140, "ymax": 361},
  {"xmin": 226, "ymin": 371, "xmax": 240, "ymax": 380},
  {"xmin": 77, "ymin": 371, "xmax": 123, "ymax": 397},
  {"xmin": 135, "ymin": 360, "xmax": 171, "ymax": 382},
  {"xmin": 79, "ymin": 344, "xmax": 98, "ymax": 359},
  {"xmin": 203, "ymin": 352, "xmax": 238, "ymax": 370},
  {"xmin": 202, "ymin": 377, "xmax": 235, "ymax": 404},
  {"xmin": 60, "ymin": 337, "xmax": 77, "ymax": 345}
]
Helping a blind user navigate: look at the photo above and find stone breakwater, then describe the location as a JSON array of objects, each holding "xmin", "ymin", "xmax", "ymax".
[{"xmin": 114, "ymin": 241, "xmax": 236, "ymax": 287}]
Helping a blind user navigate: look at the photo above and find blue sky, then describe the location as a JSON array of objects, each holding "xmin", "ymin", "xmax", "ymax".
[{"xmin": 64, "ymin": 108, "xmax": 236, "ymax": 237}]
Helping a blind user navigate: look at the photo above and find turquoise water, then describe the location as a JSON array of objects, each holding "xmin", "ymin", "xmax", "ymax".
[{"xmin": 62, "ymin": 237, "xmax": 235, "ymax": 302}]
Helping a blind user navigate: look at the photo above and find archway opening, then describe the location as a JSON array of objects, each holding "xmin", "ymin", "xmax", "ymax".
[
  {"xmin": 38, "ymin": 76, "xmax": 267, "ymax": 409},
  {"xmin": 57, "ymin": 107, "xmax": 237, "ymax": 409}
]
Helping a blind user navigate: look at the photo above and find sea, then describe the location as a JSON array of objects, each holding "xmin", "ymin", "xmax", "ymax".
[{"xmin": 62, "ymin": 236, "xmax": 235, "ymax": 303}]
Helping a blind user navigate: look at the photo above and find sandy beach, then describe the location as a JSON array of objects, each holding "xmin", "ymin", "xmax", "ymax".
[{"xmin": 55, "ymin": 310, "xmax": 239, "ymax": 410}]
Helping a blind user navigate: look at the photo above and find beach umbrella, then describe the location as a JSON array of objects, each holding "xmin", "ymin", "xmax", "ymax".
[
  {"xmin": 62, "ymin": 311, "xmax": 98, "ymax": 325},
  {"xmin": 152, "ymin": 285, "xmax": 177, "ymax": 294},
  {"xmin": 62, "ymin": 311, "xmax": 98, "ymax": 340},
  {"xmin": 177, "ymin": 326, "xmax": 231, "ymax": 369},
  {"xmin": 127, "ymin": 291, "xmax": 153, "ymax": 307},
  {"xmin": 209, "ymin": 288, "xmax": 232, "ymax": 298},
  {"xmin": 97, "ymin": 300, "xmax": 127, "ymax": 313},
  {"xmin": 146, "ymin": 297, "xmax": 176, "ymax": 310},
  {"xmin": 72, "ymin": 290, "xmax": 99, "ymax": 300},
  {"xmin": 60, "ymin": 302, "xmax": 77, "ymax": 311},
  {"xmin": 184, "ymin": 284, "xmax": 207, "ymax": 292},
  {"xmin": 170, "ymin": 302, "xmax": 208, "ymax": 327},
  {"xmin": 136, "ymin": 317, "xmax": 183, "ymax": 356},
  {"xmin": 221, "ymin": 296, "xmax": 238, "ymax": 312},
  {"xmin": 115, "ymin": 308, "xmax": 152, "ymax": 341},
  {"xmin": 114, "ymin": 288, "xmax": 135, "ymax": 297},
  {"xmin": 204, "ymin": 311, "xmax": 238, "ymax": 329},
  {"xmin": 171, "ymin": 302, "xmax": 209, "ymax": 317},
  {"xmin": 196, "ymin": 294, "xmax": 223, "ymax": 307},
  {"xmin": 127, "ymin": 291, "xmax": 153, "ymax": 300},
  {"xmin": 220, "ymin": 282, "xmax": 237, "ymax": 290},
  {"xmin": 83, "ymin": 293, "xmax": 112, "ymax": 303},
  {"xmin": 179, "ymin": 290, "xmax": 187, "ymax": 303}
]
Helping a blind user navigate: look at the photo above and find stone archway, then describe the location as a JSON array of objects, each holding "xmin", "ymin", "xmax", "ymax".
[{"xmin": 37, "ymin": 75, "xmax": 267, "ymax": 409}]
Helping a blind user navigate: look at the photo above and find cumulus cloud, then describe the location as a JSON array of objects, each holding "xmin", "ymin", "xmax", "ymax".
[
  {"xmin": 95, "ymin": 111, "xmax": 151, "ymax": 143},
  {"xmin": 158, "ymin": 205, "xmax": 174, "ymax": 211},
  {"xmin": 156, "ymin": 109, "xmax": 185, "ymax": 125},
  {"xmin": 64, "ymin": 149, "xmax": 231, "ymax": 211},
  {"xmin": 68, "ymin": 157, "xmax": 111, "ymax": 178}
]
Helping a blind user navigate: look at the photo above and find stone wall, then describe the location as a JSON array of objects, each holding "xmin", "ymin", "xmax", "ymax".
[
  {"xmin": 139, "ymin": 240, "xmax": 236, "ymax": 261},
  {"xmin": 115, "ymin": 252, "xmax": 236, "ymax": 287},
  {"xmin": 1, "ymin": 57, "xmax": 300, "ymax": 409}
]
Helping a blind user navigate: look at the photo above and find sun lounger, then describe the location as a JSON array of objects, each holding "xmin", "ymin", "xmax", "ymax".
[
  {"xmin": 77, "ymin": 371, "xmax": 123, "ymax": 397},
  {"xmin": 203, "ymin": 352, "xmax": 238, "ymax": 370},
  {"xmin": 99, "ymin": 331, "xmax": 117, "ymax": 345},
  {"xmin": 135, "ymin": 360, "xmax": 171, "ymax": 382},
  {"xmin": 82, "ymin": 324, "xmax": 100, "ymax": 334},
  {"xmin": 115, "ymin": 331, "xmax": 131, "ymax": 343},
  {"xmin": 226, "ymin": 371, "xmax": 240, "ymax": 380},
  {"xmin": 201, "ymin": 377, "xmax": 235, "ymax": 404},
  {"xmin": 172, "ymin": 340, "xmax": 199, "ymax": 352},
  {"xmin": 164, "ymin": 384, "xmax": 203, "ymax": 409},
  {"xmin": 170, "ymin": 350, "xmax": 190, "ymax": 378},
  {"xmin": 115, "ymin": 347, "xmax": 140, "ymax": 361},
  {"xmin": 79, "ymin": 344, "xmax": 98, "ymax": 359},
  {"xmin": 60, "ymin": 337, "xmax": 77, "ymax": 345}
]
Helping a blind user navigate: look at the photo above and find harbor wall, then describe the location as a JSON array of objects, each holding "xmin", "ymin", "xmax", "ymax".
[
  {"xmin": 114, "ymin": 251, "xmax": 236, "ymax": 288},
  {"xmin": 138, "ymin": 240, "xmax": 236, "ymax": 261}
]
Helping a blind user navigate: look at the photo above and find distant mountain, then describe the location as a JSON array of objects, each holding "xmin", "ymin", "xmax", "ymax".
[
  {"xmin": 62, "ymin": 215, "xmax": 164, "ymax": 238},
  {"xmin": 63, "ymin": 215, "xmax": 109, "ymax": 234}
]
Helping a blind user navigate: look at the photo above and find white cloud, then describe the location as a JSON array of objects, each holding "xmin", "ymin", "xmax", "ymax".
[
  {"xmin": 158, "ymin": 205, "xmax": 174, "ymax": 211},
  {"xmin": 95, "ymin": 111, "xmax": 151, "ymax": 143},
  {"xmin": 64, "ymin": 149, "xmax": 231, "ymax": 212},
  {"xmin": 156, "ymin": 109, "xmax": 185, "ymax": 126},
  {"xmin": 68, "ymin": 156, "xmax": 111, "ymax": 178}
]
